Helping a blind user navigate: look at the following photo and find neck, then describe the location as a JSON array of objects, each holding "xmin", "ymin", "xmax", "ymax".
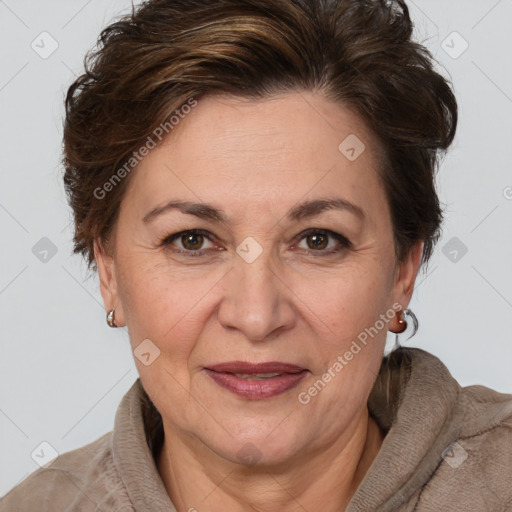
[{"xmin": 156, "ymin": 409, "xmax": 385, "ymax": 512}]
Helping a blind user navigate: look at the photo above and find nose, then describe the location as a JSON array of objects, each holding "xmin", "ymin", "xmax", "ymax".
[{"xmin": 216, "ymin": 248, "xmax": 296, "ymax": 342}]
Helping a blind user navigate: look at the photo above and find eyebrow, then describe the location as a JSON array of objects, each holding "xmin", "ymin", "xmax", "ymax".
[{"xmin": 142, "ymin": 197, "xmax": 365, "ymax": 225}]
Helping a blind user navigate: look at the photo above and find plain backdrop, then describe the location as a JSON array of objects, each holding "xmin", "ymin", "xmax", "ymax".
[{"xmin": 1, "ymin": 0, "xmax": 511, "ymax": 497}]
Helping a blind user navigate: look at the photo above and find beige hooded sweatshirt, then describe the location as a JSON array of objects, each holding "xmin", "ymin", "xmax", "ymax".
[{"xmin": 1, "ymin": 347, "xmax": 511, "ymax": 511}]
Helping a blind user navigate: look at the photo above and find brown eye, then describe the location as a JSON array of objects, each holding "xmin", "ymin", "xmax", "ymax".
[
  {"xmin": 306, "ymin": 233, "xmax": 328, "ymax": 250},
  {"xmin": 181, "ymin": 232, "xmax": 204, "ymax": 250},
  {"xmin": 160, "ymin": 229, "xmax": 215, "ymax": 255},
  {"xmin": 295, "ymin": 228, "xmax": 351, "ymax": 255}
]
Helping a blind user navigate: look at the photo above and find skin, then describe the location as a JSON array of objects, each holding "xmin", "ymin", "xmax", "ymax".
[{"xmin": 95, "ymin": 91, "xmax": 423, "ymax": 512}]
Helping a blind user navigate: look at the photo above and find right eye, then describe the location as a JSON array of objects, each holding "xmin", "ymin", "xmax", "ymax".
[{"xmin": 159, "ymin": 229, "xmax": 218, "ymax": 257}]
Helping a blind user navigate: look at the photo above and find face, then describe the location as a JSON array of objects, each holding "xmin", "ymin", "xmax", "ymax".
[{"xmin": 95, "ymin": 91, "xmax": 421, "ymax": 467}]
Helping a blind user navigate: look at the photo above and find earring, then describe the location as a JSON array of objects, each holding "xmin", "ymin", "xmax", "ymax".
[
  {"xmin": 106, "ymin": 309, "xmax": 118, "ymax": 328},
  {"xmin": 396, "ymin": 309, "xmax": 407, "ymax": 333},
  {"xmin": 391, "ymin": 308, "xmax": 418, "ymax": 351}
]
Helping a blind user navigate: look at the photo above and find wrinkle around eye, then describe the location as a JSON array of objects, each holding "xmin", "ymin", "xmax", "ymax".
[{"xmin": 155, "ymin": 227, "xmax": 355, "ymax": 263}]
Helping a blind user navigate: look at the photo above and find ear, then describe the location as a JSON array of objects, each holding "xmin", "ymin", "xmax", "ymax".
[
  {"xmin": 94, "ymin": 239, "xmax": 125, "ymax": 327},
  {"xmin": 390, "ymin": 240, "xmax": 423, "ymax": 330}
]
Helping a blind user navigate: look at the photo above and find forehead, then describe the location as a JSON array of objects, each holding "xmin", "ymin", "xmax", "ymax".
[{"xmin": 121, "ymin": 91, "xmax": 389, "ymax": 225}]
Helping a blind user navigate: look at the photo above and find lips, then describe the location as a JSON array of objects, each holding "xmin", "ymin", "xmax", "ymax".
[
  {"xmin": 206, "ymin": 361, "xmax": 306, "ymax": 374},
  {"xmin": 204, "ymin": 361, "xmax": 308, "ymax": 400}
]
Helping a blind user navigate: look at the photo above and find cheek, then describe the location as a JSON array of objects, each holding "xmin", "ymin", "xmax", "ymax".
[
  {"xmin": 296, "ymin": 274, "xmax": 388, "ymax": 419},
  {"xmin": 118, "ymin": 269, "xmax": 208, "ymax": 411},
  {"xmin": 298, "ymin": 265, "xmax": 391, "ymax": 342},
  {"xmin": 118, "ymin": 262, "xmax": 222, "ymax": 358}
]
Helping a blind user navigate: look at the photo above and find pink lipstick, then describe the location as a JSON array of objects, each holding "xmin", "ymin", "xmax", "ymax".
[{"xmin": 204, "ymin": 361, "xmax": 308, "ymax": 400}]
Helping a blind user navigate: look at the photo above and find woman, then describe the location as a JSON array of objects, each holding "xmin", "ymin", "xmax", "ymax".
[{"xmin": 2, "ymin": 0, "xmax": 511, "ymax": 510}]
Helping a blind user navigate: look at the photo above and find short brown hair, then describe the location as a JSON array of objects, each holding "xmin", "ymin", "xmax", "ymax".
[{"xmin": 62, "ymin": 0, "xmax": 457, "ymax": 274}]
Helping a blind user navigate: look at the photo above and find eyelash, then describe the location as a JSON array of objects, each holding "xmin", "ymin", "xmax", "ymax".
[{"xmin": 159, "ymin": 228, "xmax": 352, "ymax": 258}]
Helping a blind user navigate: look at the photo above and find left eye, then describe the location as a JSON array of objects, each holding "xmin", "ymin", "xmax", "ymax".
[{"xmin": 293, "ymin": 228, "xmax": 351, "ymax": 254}]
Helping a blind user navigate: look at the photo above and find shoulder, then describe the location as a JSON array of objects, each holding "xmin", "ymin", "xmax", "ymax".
[
  {"xmin": 0, "ymin": 431, "xmax": 133, "ymax": 512},
  {"xmin": 456, "ymin": 382, "xmax": 512, "ymax": 443},
  {"xmin": 419, "ymin": 383, "xmax": 512, "ymax": 511},
  {"xmin": 456, "ymin": 383, "xmax": 512, "ymax": 480}
]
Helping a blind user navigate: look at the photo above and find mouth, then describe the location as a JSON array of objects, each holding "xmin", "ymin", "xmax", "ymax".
[{"xmin": 203, "ymin": 361, "xmax": 308, "ymax": 400}]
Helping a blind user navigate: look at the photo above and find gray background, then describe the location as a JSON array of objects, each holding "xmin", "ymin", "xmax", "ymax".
[{"xmin": 1, "ymin": 0, "xmax": 511, "ymax": 496}]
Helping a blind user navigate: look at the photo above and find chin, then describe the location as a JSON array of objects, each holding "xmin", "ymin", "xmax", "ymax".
[{"xmin": 205, "ymin": 427, "xmax": 304, "ymax": 469}]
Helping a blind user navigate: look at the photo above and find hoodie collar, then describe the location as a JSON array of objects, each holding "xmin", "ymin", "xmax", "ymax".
[
  {"xmin": 347, "ymin": 347, "xmax": 463, "ymax": 511},
  {"xmin": 112, "ymin": 377, "xmax": 176, "ymax": 512}
]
